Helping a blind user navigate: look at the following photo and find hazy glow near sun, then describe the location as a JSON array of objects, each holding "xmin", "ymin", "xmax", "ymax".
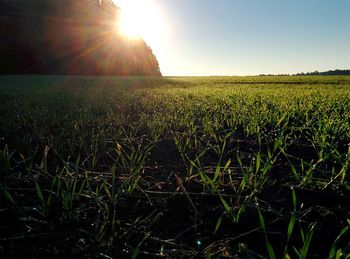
[{"xmin": 114, "ymin": 0, "xmax": 164, "ymax": 43}]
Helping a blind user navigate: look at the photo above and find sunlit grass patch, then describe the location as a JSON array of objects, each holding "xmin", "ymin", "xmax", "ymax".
[{"xmin": 1, "ymin": 75, "xmax": 350, "ymax": 257}]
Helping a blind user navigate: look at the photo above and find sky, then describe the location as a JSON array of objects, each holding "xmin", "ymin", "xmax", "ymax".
[{"xmin": 115, "ymin": 0, "xmax": 350, "ymax": 76}]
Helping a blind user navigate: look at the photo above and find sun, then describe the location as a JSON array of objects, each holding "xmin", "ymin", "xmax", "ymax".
[{"xmin": 115, "ymin": 0, "xmax": 163, "ymax": 42}]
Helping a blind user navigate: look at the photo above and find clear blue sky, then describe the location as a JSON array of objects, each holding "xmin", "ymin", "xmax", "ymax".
[{"xmin": 139, "ymin": 0, "xmax": 350, "ymax": 76}]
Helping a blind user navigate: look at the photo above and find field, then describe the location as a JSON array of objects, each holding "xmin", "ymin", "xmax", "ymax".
[{"xmin": 1, "ymin": 75, "xmax": 350, "ymax": 258}]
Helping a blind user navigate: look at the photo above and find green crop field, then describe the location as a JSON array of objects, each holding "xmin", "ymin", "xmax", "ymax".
[{"xmin": 1, "ymin": 75, "xmax": 350, "ymax": 258}]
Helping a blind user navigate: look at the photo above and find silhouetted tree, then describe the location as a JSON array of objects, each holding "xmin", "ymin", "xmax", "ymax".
[{"xmin": 0, "ymin": 0, "xmax": 162, "ymax": 76}]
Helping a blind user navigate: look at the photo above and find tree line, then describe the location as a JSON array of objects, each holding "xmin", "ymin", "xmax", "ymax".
[
  {"xmin": 295, "ymin": 70, "xmax": 350, "ymax": 76},
  {"xmin": 0, "ymin": 0, "xmax": 161, "ymax": 76},
  {"xmin": 258, "ymin": 69, "xmax": 350, "ymax": 76}
]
